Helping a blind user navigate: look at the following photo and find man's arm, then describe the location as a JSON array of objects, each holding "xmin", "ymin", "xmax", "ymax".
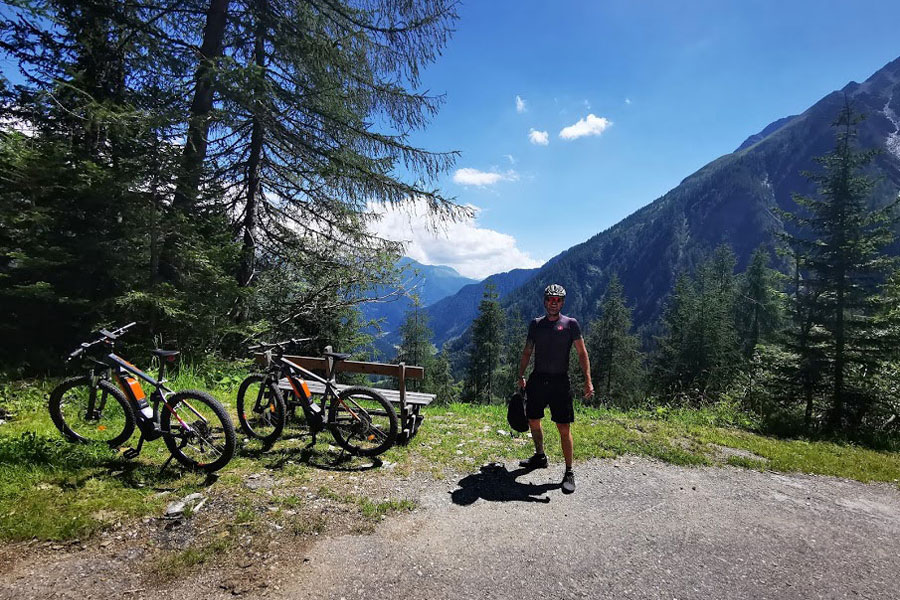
[
  {"xmin": 517, "ymin": 340, "xmax": 534, "ymax": 390},
  {"xmin": 574, "ymin": 338, "xmax": 594, "ymax": 399}
]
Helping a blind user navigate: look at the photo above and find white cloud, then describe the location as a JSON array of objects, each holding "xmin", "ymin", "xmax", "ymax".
[
  {"xmin": 453, "ymin": 167, "xmax": 518, "ymax": 186},
  {"xmin": 368, "ymin": 200, "xmax": 542, "ymax": 279},
  {"xmin": 516, "ymin": 95, "xmax": 527, "ymax": 113},
  {"xmin": 528, "ymin": 129, "xmax": 549, "ymax": 146},
  {"xmin": 504, "ymin": 154, "xmax": 516, "ymax": 165},
  {"xmin": 625, "ymin": 97, "xmax": 632, "ymax": 105},
  {"xmin": 584, "ymin": 99, "xmax": 591, "ymax": 110},
  {"xmin": 559, "ymin": 113, "xmax": 612, "ymax": 140}
]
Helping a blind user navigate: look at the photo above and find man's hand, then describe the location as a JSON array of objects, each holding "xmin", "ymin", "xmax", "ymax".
[
  {"xmin": 584, "ymin": 381, "xmax": 594, "ymax": 400},
  {"xmin": 518, "ymin": 375, "xmax": 527, "ymax": 390}
]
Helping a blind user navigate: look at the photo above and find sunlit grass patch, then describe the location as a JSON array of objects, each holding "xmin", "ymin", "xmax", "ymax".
[
  {"xmin": 726, "ymin": 455, "xmax": 769, "ymax": 470},
  {"xmin": 3, "ymin": 372, "xmax": 900, "ymax": 547}
]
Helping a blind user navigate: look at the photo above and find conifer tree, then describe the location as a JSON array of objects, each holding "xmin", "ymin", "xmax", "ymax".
[
  {"xmin": 466, "ymin": 285, "xmax": 504, "ymax": 403},
  {"xmin": 396, "ymin": 302, "xmax": 434, "ymax": 393},
  {"xmin": 736, "ymin": 247, "xmax": 784, "ymax": 358},
  {"xmin": 654, "ymin": 245, "xmax": 740, "ymax": 401},
  {"xmin": 780, "ymin": 99, "xmax": 899, "ymax": 429},
  {"xmin": 585, "ymin": 275, "xmax": 645, "ymax": 407}
]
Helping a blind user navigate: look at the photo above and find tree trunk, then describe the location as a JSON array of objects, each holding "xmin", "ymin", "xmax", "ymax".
[
  {"xmin": 173, "ymin": 0, "xmax": 231, "ymax": 211},
  {"xmin": 160, "ymin": 0, "xmax": 230, "ymax": 283},
  {"xmin": 238, "ymin": 0, "xmax": 267, "ymax": 289}
]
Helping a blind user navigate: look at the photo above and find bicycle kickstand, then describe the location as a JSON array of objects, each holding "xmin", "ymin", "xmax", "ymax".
[
  {"xmin": 159, "ymin": 437, "xmax": 188, "ymax": 474},
  {"xmin": 160, "ymin": 453, "xmax": 175, "ymax": 474},
  {"xmin": 123, "ymin": 435, "xmax": 145, "ymax": 460}
]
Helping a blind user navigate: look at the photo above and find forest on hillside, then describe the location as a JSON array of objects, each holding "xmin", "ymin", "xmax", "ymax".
[{"xmin": 2, "ymin": 2, "xmax": 900, "ymax": 440}]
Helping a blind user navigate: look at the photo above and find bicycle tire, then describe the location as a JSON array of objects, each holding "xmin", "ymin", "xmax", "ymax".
[
  {"xmin": 236, "ymin": 374, "xmax": 286, "ymax": 445},
  {"xmin": 328, "ymin": 386, "xmax": 398, "ymax": 457},
  {"xmin": 48, "ymin": 376, "xmax": 136, "ymax": 447},
  {"xmin": 161, "ymin": 390, "xmax": 236, "ymax": 472}
]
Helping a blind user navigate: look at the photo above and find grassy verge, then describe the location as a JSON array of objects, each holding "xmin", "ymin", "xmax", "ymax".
[{"xmin": 1, "ymin": 372, "xmax": 899, "ymax": 547}]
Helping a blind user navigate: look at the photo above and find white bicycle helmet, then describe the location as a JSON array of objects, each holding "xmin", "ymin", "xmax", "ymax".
[{"xmin": 544, "ymin": 283, "xmax": 567, "ymax": 298}]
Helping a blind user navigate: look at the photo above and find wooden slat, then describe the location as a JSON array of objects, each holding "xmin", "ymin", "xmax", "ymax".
[
  {"xmin": 255, "ymin": 354, "xmax": 424, "ymax": 379},
  {"xmin": 277, "ymin": 379, "xmax": 435, "ymax": 406}
]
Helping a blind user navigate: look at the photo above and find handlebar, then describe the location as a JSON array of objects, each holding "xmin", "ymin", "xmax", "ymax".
[{"xmin": 66, "ymin": 322, "xmax": 137, "ymax": 361}]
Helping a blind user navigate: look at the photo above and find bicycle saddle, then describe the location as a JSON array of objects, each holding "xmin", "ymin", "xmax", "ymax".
[
  {"xmin": 151, "ymin": 349, "xmax": 180, "ymax": 359},
  {"xmin": 323, "ymin": 351, "xmax": 352, "ymax": 362}
]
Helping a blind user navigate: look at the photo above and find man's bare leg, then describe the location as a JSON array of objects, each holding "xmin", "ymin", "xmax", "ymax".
[
  {"xmin": 520, "ymin": 419, "xmax": 548, "ymax": 468},
  {"xmin": 529, "ymin": 418, "xmax": 544, "ymax": 454},
  {"xmin": 556, "ymin": 422, "xmax": 573, "ymax": 470}
]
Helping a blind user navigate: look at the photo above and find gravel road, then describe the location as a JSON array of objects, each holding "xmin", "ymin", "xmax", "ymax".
[
  {"xmin": 268, "ymin": 457, "xmax": 900, "ymax": 600},
  {"xmin": 2, "ymin": 457, "xmax": 899, "ymax": 600}
]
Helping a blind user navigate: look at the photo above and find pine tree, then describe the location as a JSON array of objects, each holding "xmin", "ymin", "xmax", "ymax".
[
  {"xmin": 423, "ymin": 350, "xmax": 456, "ymax": 403},
  {"xmin": 585, "ymin": 275, "xmax": 645, "ymax": 407},
  {"xmin": 736, "ymin": 247, "xmax": 784, "ymax": 358},
  {"xmin": 0, "ymin": 1, "xmax": 194, "ymax": 369},
  {"xmin": 466, "ymin": 285, "xmax": 505, "ymax": 403},
  {"xmin": 779, "ymin": 99, "xmax": 899, "ymax": 430},
  {"xmin": 396, "ymin": 303, "xmax": 434, "ymax": 393},
  {"xmin": 654, "ymin": 245, "xmax": 740, "ymax": 401},
  {"xmin": 177, "ymin": 0, "xmax": 465, "ymax": 290}
]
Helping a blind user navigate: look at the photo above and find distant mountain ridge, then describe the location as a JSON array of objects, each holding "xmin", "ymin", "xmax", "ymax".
[
  {"xmin": 734, "ymin": 115, "xmax": 799, "ymax": 152},
  {"xmin": 424, "ymin": 266, "xmax": 538, "ymax": 347},
  {"xmin": 360, "ymin": 258, "xmax": 478, "ymax": 358}
]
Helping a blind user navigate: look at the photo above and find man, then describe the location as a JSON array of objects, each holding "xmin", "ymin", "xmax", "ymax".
[{"xmin": 517, "ymin": 283, "xmax": 594, "ymax": 494}]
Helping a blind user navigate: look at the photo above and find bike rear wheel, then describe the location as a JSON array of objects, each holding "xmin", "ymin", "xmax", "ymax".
[
  {"xmin": 328, "ymin": 386, "xmax": 398, "ymax": 457},
  {"xmin": 161, "ymin": 390, "xmax": 236, "ymax": 472},
  {"xmin": 49, "ymin": 376, "xmax": 136, "ymax": 447},
  {"xmin": 236, "ymin": 374, "xmax": 286, "ymax": 445}
]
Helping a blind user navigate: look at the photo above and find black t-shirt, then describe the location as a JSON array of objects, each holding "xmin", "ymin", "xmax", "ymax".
[{"xmin": 526, "ymin": 314, "xmax": 582, "ymax": 375}]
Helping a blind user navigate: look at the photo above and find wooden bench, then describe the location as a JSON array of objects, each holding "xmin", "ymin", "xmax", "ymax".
[{"xmin": 255, "ymin": 349, "xmax": 435, "ymax": 444}]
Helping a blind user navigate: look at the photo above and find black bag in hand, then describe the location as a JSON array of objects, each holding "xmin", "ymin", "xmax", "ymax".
[{"xmin": 507, "ymin": 390, "xmax": 528, "ymax": 433}]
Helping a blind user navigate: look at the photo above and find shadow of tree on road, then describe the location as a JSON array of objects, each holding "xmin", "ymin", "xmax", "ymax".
[{"xmin": 451, "ymin": 463, "xmax": 560, "ymax": 505}]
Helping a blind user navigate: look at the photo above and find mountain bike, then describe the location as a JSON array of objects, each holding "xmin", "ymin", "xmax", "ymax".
[
  {"xmin": 237, "ymin": 340, "xmax": 398, "ymax": 456},
  {"xmin": 49, "ymin": 323, "xmax": 236, "ymax": 472}
]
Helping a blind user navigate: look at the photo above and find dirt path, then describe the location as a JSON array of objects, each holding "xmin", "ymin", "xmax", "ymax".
[{"xmin": 2, "ymin": 457, "xmax": 899, "ymax": 599}]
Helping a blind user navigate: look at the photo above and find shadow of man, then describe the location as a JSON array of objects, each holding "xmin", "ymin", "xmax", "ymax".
[{"xmin": 451, "ymin": 463, "xmax": 560, "ymax": 505}]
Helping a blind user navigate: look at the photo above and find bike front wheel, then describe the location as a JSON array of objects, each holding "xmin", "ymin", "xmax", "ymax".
[
  {"xmin": 161, "ymin": 390, "xmax": 236, "ymax": 472},
  {"xmin": 328, "ymin": 386, "xmax": 398, "ymax": 457},
  {"xmin": 236, "ymin": 374, "xmax": 286, "ymax": 445},
  {"xmin": 49, "ymin": 376, "xmax": 136, "ymax": 447}
]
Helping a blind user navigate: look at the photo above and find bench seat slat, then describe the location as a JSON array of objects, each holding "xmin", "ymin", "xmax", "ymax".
[{"xmin": 277, "ymin": 378, "xmax": 435, "ymax": 406}]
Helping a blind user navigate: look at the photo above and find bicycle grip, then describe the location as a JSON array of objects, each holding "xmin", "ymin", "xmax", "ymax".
[{"xmin": 68, "ymin": 343, "xmax": 88, "ymax": 360}]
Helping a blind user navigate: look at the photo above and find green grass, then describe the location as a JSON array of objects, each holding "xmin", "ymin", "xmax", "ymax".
[
  {"xmin": 2, "ymin": 371, "xmax": 900, "ymax": 546},
  {"xmin": 152, "ymin": 536, "xmax": 235, "ymax": 580},
  {"xmin": 395, "ymin": 402, "xmax": 900, "ymax": 484},
  {"xmin": 726, "ymin": 456, "xmax": 769, "ymax": 470}
]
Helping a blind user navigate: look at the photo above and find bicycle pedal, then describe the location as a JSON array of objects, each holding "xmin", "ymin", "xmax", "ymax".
[{"xmin": 122, "ymin": 448, "xmax": 140, "ymax": 460}]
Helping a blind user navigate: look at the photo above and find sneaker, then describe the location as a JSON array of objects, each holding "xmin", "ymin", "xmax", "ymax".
[
  {"xmin": 519, "ymin": 453, "xmax": 548, "ymax": 469},
  {"xmin": 561, "ymin": 470, "xmax": 576, "ymax": 494}
]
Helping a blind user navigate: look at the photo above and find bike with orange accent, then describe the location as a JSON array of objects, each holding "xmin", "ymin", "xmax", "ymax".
[
  {"xmin": 237, "ymin": 340, "xmax": 398, "ymax": 456},
  {"xmin": 49, "ymin": 323, "xmax": 236, "ymax": 472}
]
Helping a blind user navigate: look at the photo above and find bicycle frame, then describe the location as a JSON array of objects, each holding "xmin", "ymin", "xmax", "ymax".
[
  {"xmin": 104, "ymin": 353, "xmax": 208, "ymax": 440},
  {"xmin": 265, "ymin": 353, "xmax": 363, "ymax": 428}
]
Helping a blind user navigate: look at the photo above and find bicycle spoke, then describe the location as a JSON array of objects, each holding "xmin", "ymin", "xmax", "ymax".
[{"xmin": 329, "ymin": 387, "xmax": 397, "ymax": 456}]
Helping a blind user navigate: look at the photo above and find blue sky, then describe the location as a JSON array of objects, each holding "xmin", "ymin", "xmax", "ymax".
[{"xmin": 371, "ymin": 0, "xmax": 900, "ymax": 279}]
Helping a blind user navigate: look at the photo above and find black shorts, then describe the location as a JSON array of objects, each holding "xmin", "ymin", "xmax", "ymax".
[{"xmin": 525, "ymin": 373, "xmax": 574, "ymax": 424}]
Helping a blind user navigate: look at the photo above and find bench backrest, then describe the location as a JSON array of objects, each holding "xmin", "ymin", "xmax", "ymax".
[{"xmin": 253, "ymin": 347, "xmax": 424, "ymax": 409}]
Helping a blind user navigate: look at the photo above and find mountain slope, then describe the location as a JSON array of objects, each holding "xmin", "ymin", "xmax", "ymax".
[
  {"xmin": 424, "ymin": 266, "xmax": 539, "ymax": 347},
  {"xmin": 469, "ymin": 57, "xmax": 900, "ymax": 349},
  {"xmin": 361, "ymin": 258, "xmax": 478, "ymax": 357}
]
